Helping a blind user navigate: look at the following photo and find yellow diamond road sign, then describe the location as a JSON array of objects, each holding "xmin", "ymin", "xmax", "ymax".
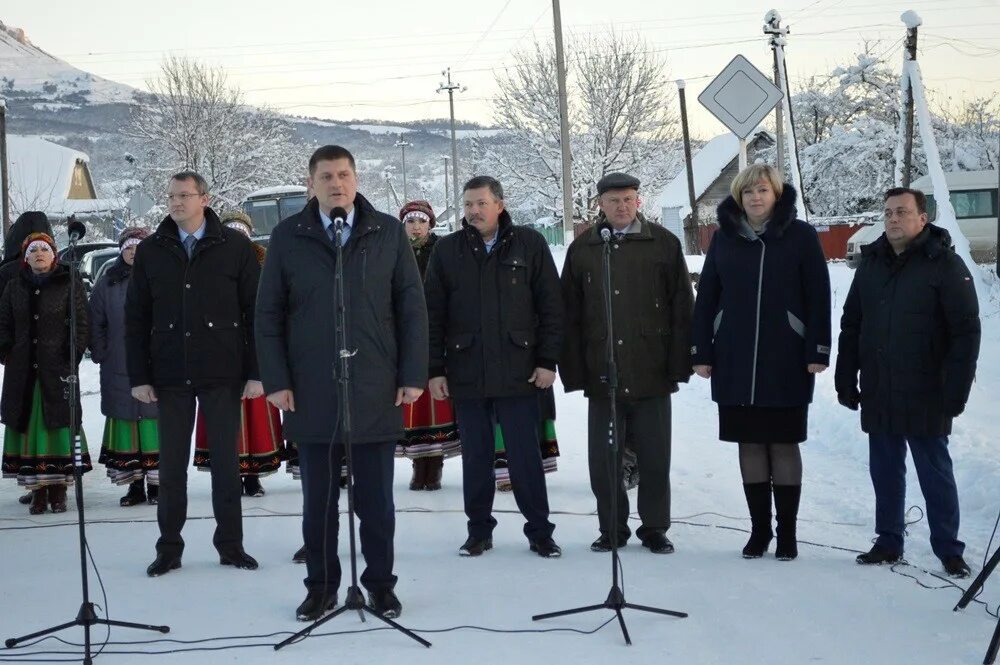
[{"xmin": 698, "ymin": 54, "xmax": 784, "ymax": 139}]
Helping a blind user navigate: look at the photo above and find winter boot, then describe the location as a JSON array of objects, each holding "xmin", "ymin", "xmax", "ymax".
[
  {"xmin": 243, "ymin": 475, "xmax": 265, "ymax": 497},
  {"xmin": 409, "ymin": 458, "xmax": 428, "ymax": 491},
  {"xmin": 49, "ymin": 484, "xmax": 68, "ymax": 513},
  {"xmin": 120, "ymin": 479, "xmax": 146, "ymax": 507},
  {"xmin": 424, "ymin": 456, "xmax": 444, "ymax": 491},
  {"xmin": 742, "ymin": 482, "xmax": 773, "ymax": 558},
  {"xmin": 147, "ymin": 482, "xmax": 159, "ymax": 505},
  {"xmin": 29, "ymin": 487, "xmax": 48, "ymax": 515},
  {"xmin": 773, "ymin": 484, "xmax": 802, "ymax": 561}
]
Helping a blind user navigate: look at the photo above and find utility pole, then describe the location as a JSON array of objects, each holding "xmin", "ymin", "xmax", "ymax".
[
  {"xmin": 0, "ymin": 99, "xmax": 10, "ymax": 236},
  {"xmin": 676, "ymin": 80, "xmax": 700, "ymax": 255},
  {"xmin": 394, "ymin": 137, "xmax": 412, "ymax": 201},
  {"xmin": 901, "ymin": 16, "xmax": 920, "ymax": 187},
  {"xmin": 769, "ymin": 10, "xmax": 809, "ymax": 220},
  {"xmin": 437, "ymin": 69, "xmax": 465, "ymax": 223},
  {"xmin": 764, "ymin": 12, "xmax": 785, "ymax": 172},
  {"xmin": 442, "ymin": 155, "xmax": 451, "ymax": 229},
  {"xmin": 382, "ymin": 168, "xmax": 401, "ymax": 212},
  {"xmin": 552, "ymin": 0, "xmax": 574, "ymax": 244}
]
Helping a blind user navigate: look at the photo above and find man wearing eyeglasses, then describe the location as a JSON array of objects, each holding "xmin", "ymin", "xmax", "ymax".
[
  {"xmin": 836, "ymin": 186, "xmax": 980, "ymax": 579},
  {"xmin": 125, "ymin": 171, "xmax": 262, "ymax": 578}
]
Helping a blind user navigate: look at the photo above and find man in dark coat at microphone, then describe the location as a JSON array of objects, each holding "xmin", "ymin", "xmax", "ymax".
[
  {"xmin": 560, "ymin": 173, "xmax": 694, "ymax": 555},
  {"xmin": 255, "ymin": 145, "xmax": 428, "ymax": 622}
]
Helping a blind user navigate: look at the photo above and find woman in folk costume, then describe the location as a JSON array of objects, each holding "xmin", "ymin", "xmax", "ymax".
[
  {"xmin": 193, "ymin": 210, "xmax": 283, "ymax": 497},
  {"xmin": 493, "ymin": 387, "xmax": 560, "ymax": 492},
  {"xmin": 91, "ymin": 227, "xmax": 161, "ymax": 506},
  {"xmin": 0, "ymin": 232, "xmax": 91, "ymax": 514},
  {"xmin": 396, "ymin": 200, "xmax": 461, "ymax": 490}
]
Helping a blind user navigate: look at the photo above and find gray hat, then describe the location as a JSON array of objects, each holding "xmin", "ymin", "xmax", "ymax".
[{"xmin": 596, "ymin": 172, "xmax": 641, "ymax": 195}]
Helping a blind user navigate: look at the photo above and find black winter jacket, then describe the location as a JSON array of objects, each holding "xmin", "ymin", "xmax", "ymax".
[
  {"xmin": 424, "ymin": 212, "xmax": 563, "ymax": 399},
  {"xmin": 692, "ymin": 185, "xmax": 831, "ymax": 407},
  {"xmin": 835, "ymin": 225, "xmax": 980, "ymax": 436},
  {"xmin": 0, "ymin": 264, "xmax": 88, "ymax": 431},
  {"xmin": 255, "ymin": 195, "xmax": 428, "ymax": 445},
  {"xmin": 124, "ymin": 209, "xmax": 260, "ymax": 388}
]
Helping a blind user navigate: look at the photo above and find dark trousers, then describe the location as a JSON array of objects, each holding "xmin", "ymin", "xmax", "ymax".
[
  {"xmin": 869, "ymin": 433, "xmax": 964, "ymax": 560},
  {"xmin": 454, "ymin": 395, "xmax": 554, "ymax": 542},
  {"xmin": 298, "ymin": 441, "xmax": 396, "ymax": 594},
  {"xmin": 155, "ymin": 384, "xmax": 243, "ymax": 557},
  {"xmin": 588, "ymin": 396, "xmax": 672, "ymax": 542}
]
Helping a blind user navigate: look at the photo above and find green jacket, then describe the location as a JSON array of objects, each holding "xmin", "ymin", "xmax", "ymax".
[{"xmin": 560, "ymin": 214, "xmax": 694, "ymax": 400}]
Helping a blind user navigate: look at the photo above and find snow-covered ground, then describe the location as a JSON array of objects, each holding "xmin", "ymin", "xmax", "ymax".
[{"xmin": 2, "ymin": 260, "xmax": 999, "ymax": 664}]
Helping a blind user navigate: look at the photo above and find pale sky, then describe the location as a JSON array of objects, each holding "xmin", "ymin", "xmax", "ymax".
[{"xmin": 5, "ymin": 0, "xmax": 999, "ymax": 138}]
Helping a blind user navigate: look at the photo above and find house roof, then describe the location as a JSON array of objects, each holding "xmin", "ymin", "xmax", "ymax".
[
  {"xmin": 656, "ymin": 130, "xmax": 773, "ymax": 218},
  {"xmin": 3, "ymin": 134, "xmax": 100, "ymax": 215}
]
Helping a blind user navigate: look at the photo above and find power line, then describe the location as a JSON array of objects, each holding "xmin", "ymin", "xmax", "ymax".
[{"xmin": 456, "ymin": 0, "xmax": 515, "ymax": 67}]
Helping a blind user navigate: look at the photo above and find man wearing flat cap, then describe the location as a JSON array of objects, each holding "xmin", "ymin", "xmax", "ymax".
[{"xmin": 560, "ymin": 172, "xmax": 694, "ymax": 554}]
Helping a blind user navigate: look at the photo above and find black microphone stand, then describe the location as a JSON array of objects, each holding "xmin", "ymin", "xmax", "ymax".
[
  {"xmin": 954, "ymin": 544, "xmax": 1000, "ymax": 664},
  {"xmin": 275, "ymin": 213, "xmax": 430, "ymax": 650},
  {"xmin": 533, "ymin": 227, "xmax": 687, "ymax": 645},
  {"xmin": 5, "ymin": 219, "xmax": 169, "ymax": 663}
]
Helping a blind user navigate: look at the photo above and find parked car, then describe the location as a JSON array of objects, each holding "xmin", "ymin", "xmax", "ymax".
[
  {"xmin": 242, "ymin": 185, "xmax": 308, "ymax": 242},
  {"xmin": 77, "ymin": 247, "xmax": 120, "ymax": 293}
]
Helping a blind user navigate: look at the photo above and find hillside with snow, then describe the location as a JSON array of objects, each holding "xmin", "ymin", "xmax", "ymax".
[{"xmin": 0, "ymin": 20, "xmax": 137, "ymax": 106}]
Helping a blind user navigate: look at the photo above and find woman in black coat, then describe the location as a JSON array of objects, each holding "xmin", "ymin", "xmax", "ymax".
[
  {"xmin": 691, "ymin": 165, "xmax": 831, "ymax": 561},
  {"xmin": 0, "ymin": 232, "xmax": 91, "ymax": 514},
  {"xmin": 91, "ymin": 227, "xmax": 160, "ymax": 507}
]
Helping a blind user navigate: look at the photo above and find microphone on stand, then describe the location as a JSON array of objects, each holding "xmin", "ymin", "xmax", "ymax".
[
  {"xmin": 331, "ymin": 206, "xmax": 348, "ymax": 235},
  {"xmin": 598, "ymin": 220, "xmax": 613, "ymax": 243}
]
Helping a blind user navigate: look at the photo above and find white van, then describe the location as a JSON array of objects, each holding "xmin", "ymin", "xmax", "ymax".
[{"xmin": 845, "ymin": 170, "xmax": 999, "ymax": 268}]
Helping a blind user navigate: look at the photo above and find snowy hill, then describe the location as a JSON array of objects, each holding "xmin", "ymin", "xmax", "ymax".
[{"xmin": 0, "ymin": 20, "xmax": 137, "ymax": 105}]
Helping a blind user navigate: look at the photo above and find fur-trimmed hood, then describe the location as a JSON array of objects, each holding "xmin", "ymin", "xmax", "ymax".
[{"xmin": 716, "ymin": 184, "xmax": 799, "ymax": 240}]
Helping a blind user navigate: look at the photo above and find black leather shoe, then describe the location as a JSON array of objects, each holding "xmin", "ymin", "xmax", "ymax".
[
  {"xmin": 943, "ymin": 556, "xmax": 972, "ymax": 579},
  {"xmin": 856, "ymin": 545, "xmax": 903, "ymax": 565},
  {"xmin": 292, "ymin": 545, "xmax": 307, "ymax": 564},
  {"xmin": 368, "ymin": 588, "xmax": 402, "ymax": 619},
  {"xmin": 146, "ymin": 554, "xmax": 182, "ymax": 577},
  {"xmin": 18, "ymin": 491, "xmax": 32, "ymax": 505},
  {"xmin": 590, "ymin": 534, "xmax": 628, "ymax": 552},
  {"xmin": 296, "ymin": 591, "xmax": 336, "ymax": 622},
  {"xmin": 529, "ymin": 537, "xmax": 562, "ymax": 558},
  {"xmin": 219, "ymin": 549, "xmax": 259, "ymax": 570},
  {"xmin": 641, "ymin": 532, "xmax": 675, "ymax": 554},
  {"xmin": 458, "ymin": 536, "xmax": 493, "ymax": 557}
]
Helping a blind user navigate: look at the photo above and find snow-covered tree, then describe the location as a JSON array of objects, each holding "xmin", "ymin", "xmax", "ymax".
[
  {"xmin": 127, "ymin": 56, "xmax": 307, "ymax": 211},
  {"xmin": 474, "ymin": 33, "xmax": 681, "ymax": 223}
]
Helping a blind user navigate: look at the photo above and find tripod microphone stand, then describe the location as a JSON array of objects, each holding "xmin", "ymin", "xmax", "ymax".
[
  {"xmin": 5, "ymin": 218, "xmax": 170, "ymax": 664},
  {"xmin": 274, "ymin": 208, "xmax": 430, "ymax": 651},
  {"xmin": 954, "ymin": 542, "xmax": 1000, "ymax": 664},
  {"xmin": 532, "ymin": 225, "xmax": 687, "ymax": 645}
]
